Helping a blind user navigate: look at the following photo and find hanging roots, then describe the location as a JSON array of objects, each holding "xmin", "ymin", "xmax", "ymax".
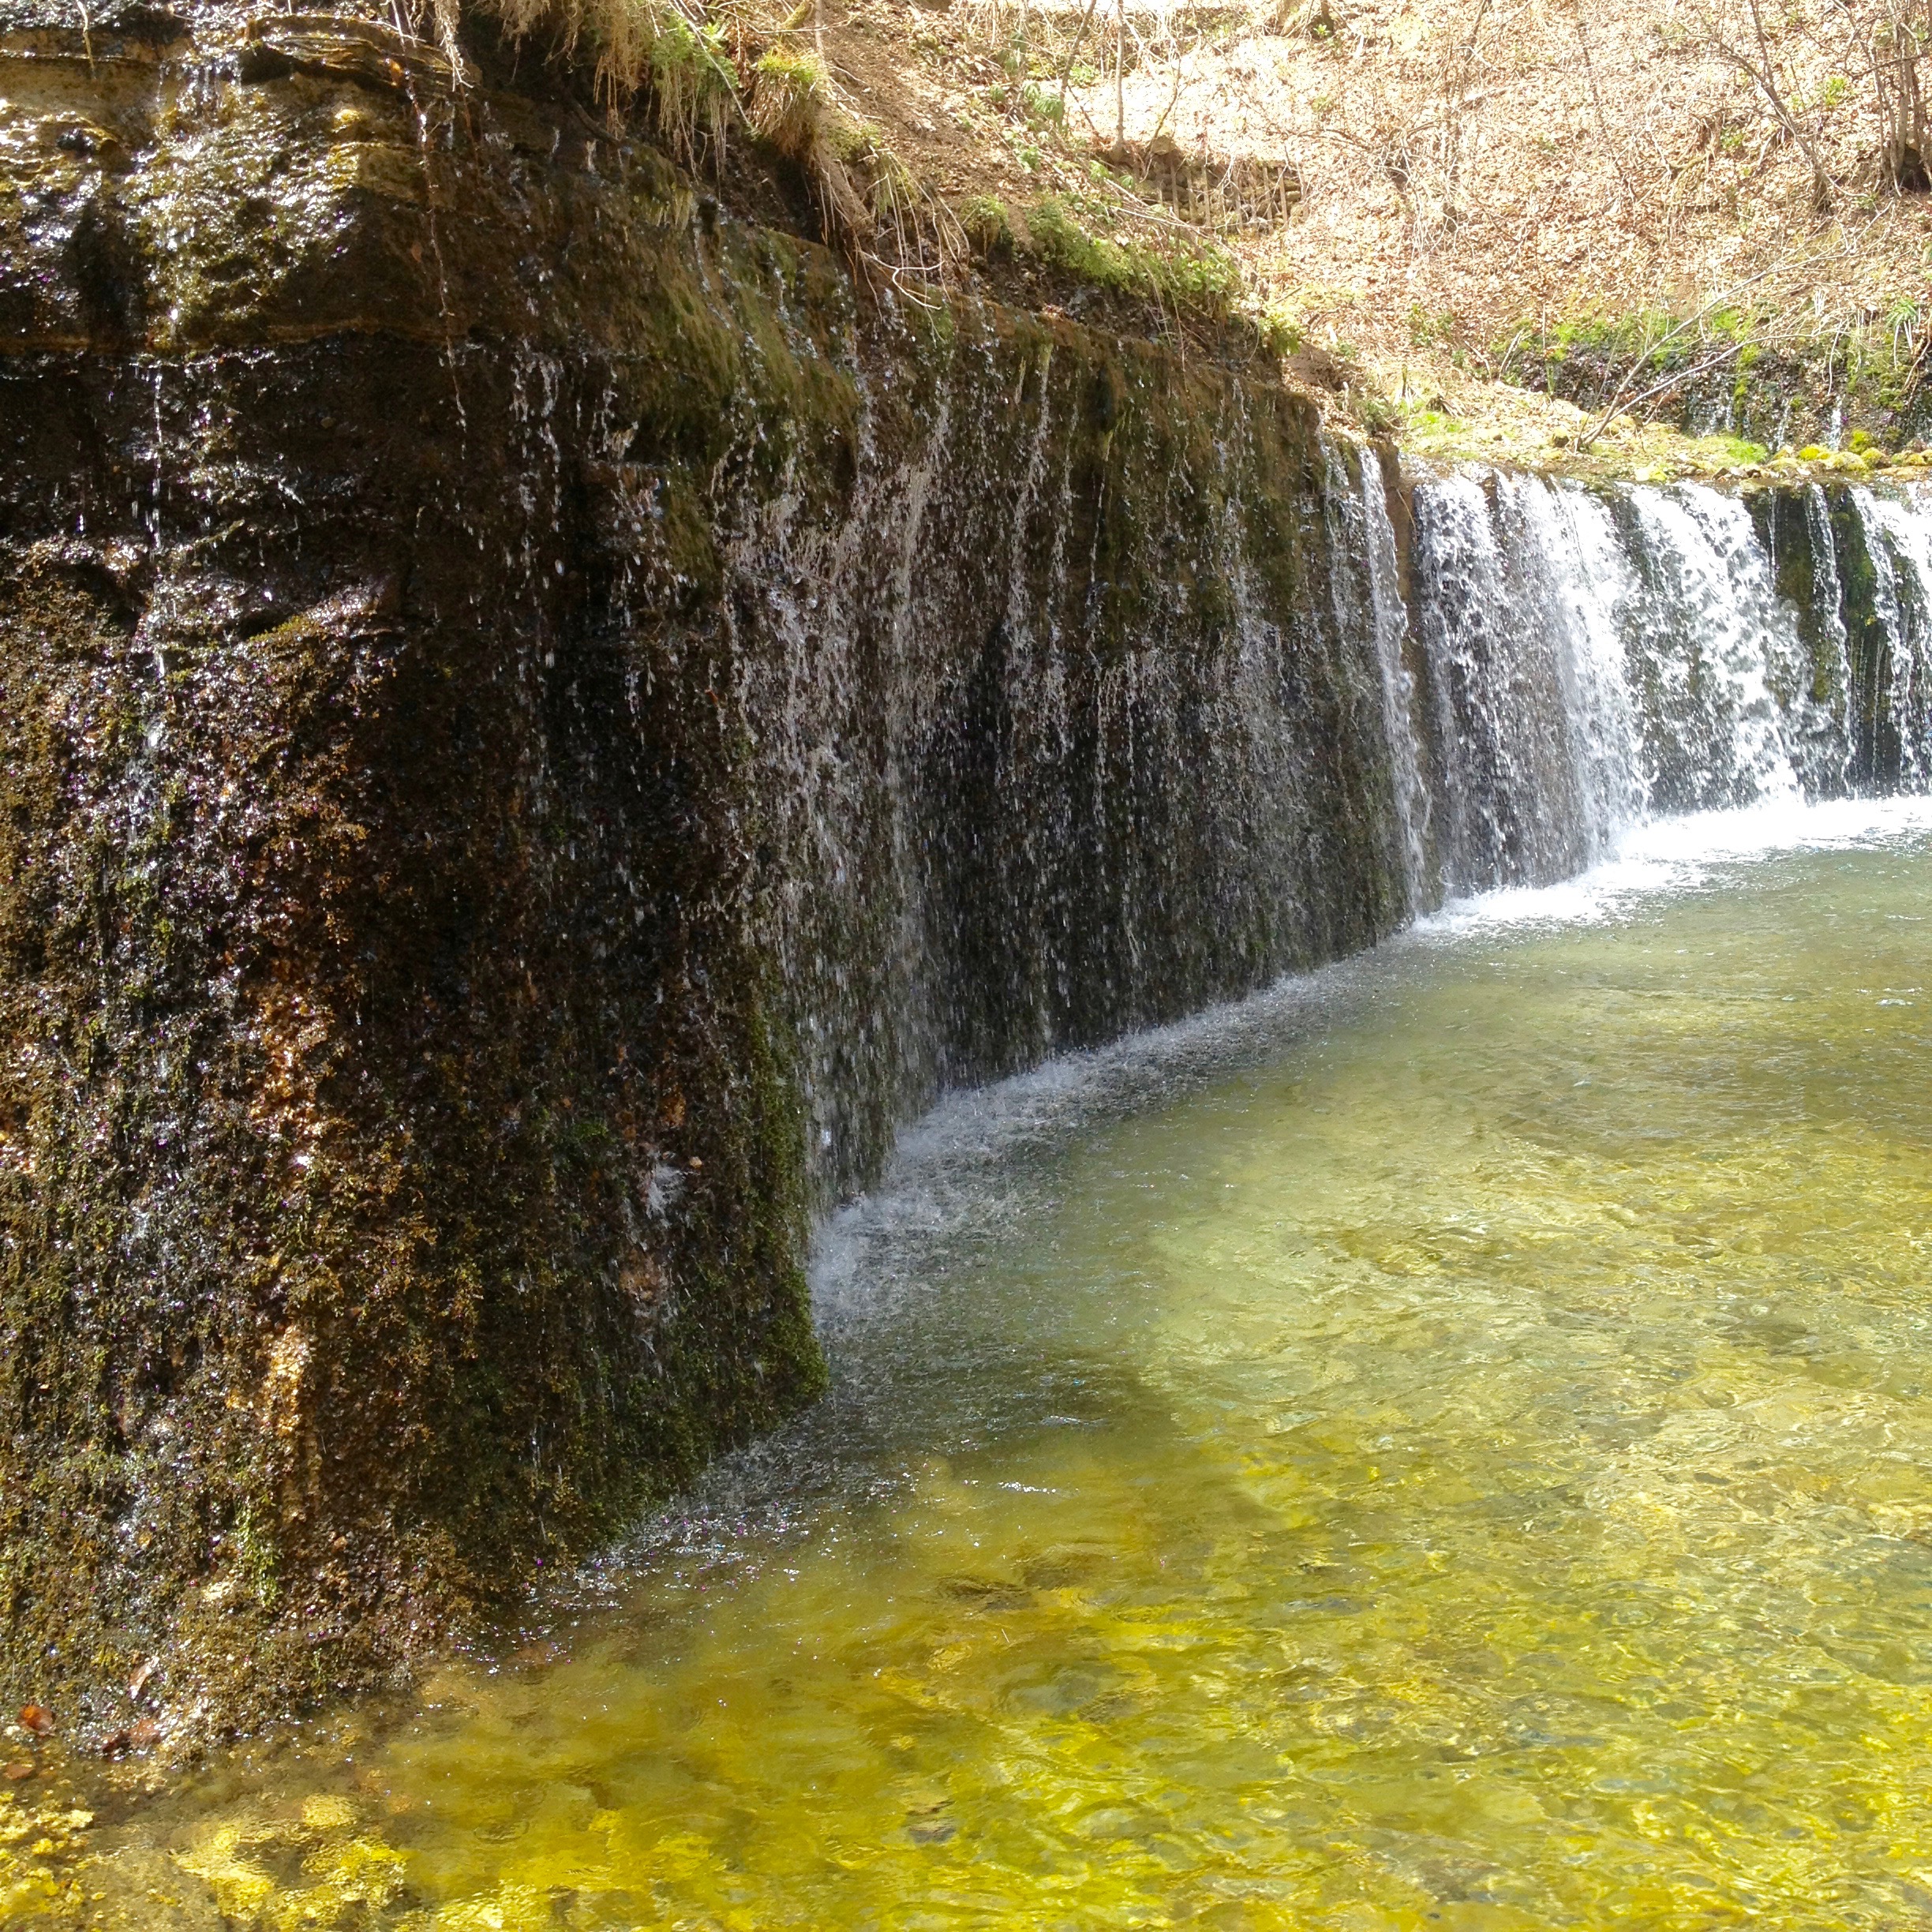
[
  {"xmin": 403, "ymin": 0, "xmax": 961, "ymax": 285},
  {"xmin": 447, "ymin": 0, "xmax": 740, "ymax": 156}
]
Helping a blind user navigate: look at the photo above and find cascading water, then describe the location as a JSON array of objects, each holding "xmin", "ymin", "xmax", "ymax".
[
  {"xmin": 1409, "ymin": 469, "xmax": 1601, "ymax": 891},
  {"xmin": 1848, "ymin": 485, "xmax": 1932, "ymax": 790},
  {"xmin": 17, "ymin": 51, "xmax": 1932, "ymax": 1874},
  {"xmin": 1375, "ymin": 462, "xmax": 1932, "ymax": 908},
  {"xmin": 1358, "ymin": 451, "xmax": 1432, "ymax": 914},
  {"xmin": 29, "ymin": 0, "xmax": 1932, "ymax": 1780},
  {"xmin": 749, "ymin": 442, "xmax": 1932, "ymax": 1215}
]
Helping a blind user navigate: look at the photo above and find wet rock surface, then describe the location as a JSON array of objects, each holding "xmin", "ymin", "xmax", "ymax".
[{"xmin": 0, "ymin": 2, "xmax": 1407, "ymax": 1732}]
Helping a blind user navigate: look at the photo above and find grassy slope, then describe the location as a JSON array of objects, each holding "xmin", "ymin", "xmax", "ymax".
[{"xmin": 590, "ymin": 0, "xmax": 1932, "ymax": 475}]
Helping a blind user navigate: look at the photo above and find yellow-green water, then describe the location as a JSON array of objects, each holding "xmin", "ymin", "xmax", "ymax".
[{"xmin": 42, "ymin": 810, "xmax": 1932, "ymax": 1929}]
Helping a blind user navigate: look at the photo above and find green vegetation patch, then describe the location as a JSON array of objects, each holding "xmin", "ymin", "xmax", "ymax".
[
  {"xmin": 1493, "ymin": 304, "xmax": 1765, "ymax": 388},
  {"xmin": 959, "ymin": 193, "xmax": 1016, "ymax": 256},
  {"xmin": 1021, "ymin": 193, "xmax": 1241, "ymax": 319}
]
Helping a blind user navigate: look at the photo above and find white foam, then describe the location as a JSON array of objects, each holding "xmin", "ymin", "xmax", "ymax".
[{"xmin": 1419, "ymin": 792, "xmax": 1932, "ymax": 935}]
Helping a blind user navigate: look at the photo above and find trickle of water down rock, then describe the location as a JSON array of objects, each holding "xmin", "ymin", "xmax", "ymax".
[{"xmin": 3, "ymin": 1, "xmax": 1932, "ymax": 1735}]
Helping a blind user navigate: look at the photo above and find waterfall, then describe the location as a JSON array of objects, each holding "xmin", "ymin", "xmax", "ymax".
[
  {"xmin": 1799, "ymin": 482, "xmax": 1855, "ymax": 799},
  {"xmin": 1848, "ymin": 486, "xmax": 1932, "ymax": 791},
  {"xmin": 754, "ymin": 440, "xmax": 1932, "ymax": 1212},
  {"xmin": 1359, "ymin": 449, "xmax": 1431, "ymax": 915},
  {"xmin": 1379, "ymin": 463, "xmax": 1932, "ymax": 908}
]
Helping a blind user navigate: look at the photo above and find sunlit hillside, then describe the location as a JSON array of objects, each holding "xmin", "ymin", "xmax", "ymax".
[{"xmin": 537, "ymin": 0, "xmax": 1930, "ymax": 459}]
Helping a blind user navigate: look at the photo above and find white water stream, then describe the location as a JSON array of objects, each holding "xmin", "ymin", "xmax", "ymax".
[{"xmin": 1387, "ymin": 467, "xmax": 1932, "ymax": 905}]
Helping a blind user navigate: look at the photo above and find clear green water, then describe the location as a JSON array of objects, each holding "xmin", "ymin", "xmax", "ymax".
[{"xmin": 51, "ymin": 811, "xmax": 1932, "ymax": 1929}]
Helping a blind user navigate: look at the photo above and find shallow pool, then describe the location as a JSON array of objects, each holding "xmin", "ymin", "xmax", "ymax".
[{"xmin": 37, "ymin": 802, "xmax": 1932, "ymax": 1930}]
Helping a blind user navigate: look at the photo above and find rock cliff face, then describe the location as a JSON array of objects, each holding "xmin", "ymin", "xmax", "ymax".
[{"xmin": 0, "ymin": 2, "xmax": 1404, "ymax": 1733}]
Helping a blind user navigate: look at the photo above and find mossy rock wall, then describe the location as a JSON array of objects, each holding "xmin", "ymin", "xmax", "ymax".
[
  {"xmin": 0, "ymin": 6, "xmax": 1407, "ymax": 1733},
  {"xmin": 1505, "ymin": 328, "xmax": 1930, "ymax": 456}
]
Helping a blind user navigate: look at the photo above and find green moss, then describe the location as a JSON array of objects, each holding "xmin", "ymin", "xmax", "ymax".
[
  {"xmin": 1024, "ymin": 194, "xmax": 1240, "ymax": 320},
  {"xmin": 1696, "ymin": 431, "xmax": 1770, "ymax": 465},
  {"xmin": 232, "ymin": 1498, "xmax": 281, "ymax": 1613},
  {"xmin": 959, "ymin": 193, "xmax": 1015, "ymax": 257}
]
